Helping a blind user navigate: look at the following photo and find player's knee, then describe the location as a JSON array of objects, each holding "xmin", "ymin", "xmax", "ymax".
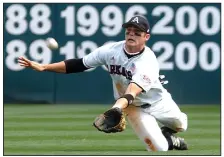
[{"xmin": 176, "ymin": 113, "xmax": 188, "ymax": 132}]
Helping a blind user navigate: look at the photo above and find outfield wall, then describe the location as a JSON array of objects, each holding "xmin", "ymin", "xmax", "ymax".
[{"xmin": 3, "ymin": 3, "xmax": 221, "ymax": 104}]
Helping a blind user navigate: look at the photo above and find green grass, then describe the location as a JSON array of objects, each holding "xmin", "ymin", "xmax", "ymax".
[{"xmin": 4, "ymin": 104, "xmax": 221, "ymax": 155}]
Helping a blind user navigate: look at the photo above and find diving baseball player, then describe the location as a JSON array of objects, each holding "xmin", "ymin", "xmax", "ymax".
[{"xmin": 18, "ymin": 15, "xmax": 188, "ymax": 151}]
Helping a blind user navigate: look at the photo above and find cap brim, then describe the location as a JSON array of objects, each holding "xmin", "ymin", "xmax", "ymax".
[{"xmin": 122, "ymin": 22, "xmax": 146, "ymax": 32}]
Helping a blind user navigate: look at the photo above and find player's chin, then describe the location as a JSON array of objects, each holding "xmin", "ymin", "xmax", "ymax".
[{"xmin": 126, "ymin": 40, "xmax": 136, "ymax": 46}]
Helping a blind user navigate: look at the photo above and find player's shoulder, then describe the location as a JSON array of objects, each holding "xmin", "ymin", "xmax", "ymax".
[
  {"xmin": 143, "ymin": 46, "xmax": 156, "ymax": 56},
  {"xmin": 93, "ymin": 41, "xmax": 125, "ymax": 60},
  {"xmin": 140, "ymin": 46, "xmax": 157, "ymax": 61},
  {"xmin": 100, "ymin": 40, "xmax": 125, "ymax": 51},
  {"xmin": 134, "ymin": 46, "xmax": 159, "ymax": 69}
]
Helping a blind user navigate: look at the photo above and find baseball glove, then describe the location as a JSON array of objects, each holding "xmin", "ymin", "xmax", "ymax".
[{"xmin": 93, "ymin": 107, "xmax": 126, "ymax": 133}]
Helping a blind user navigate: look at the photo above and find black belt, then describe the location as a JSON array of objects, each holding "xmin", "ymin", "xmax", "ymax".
[{"xmin": 140, "ymin": 103, "xmax": 151, "ymax": 109}]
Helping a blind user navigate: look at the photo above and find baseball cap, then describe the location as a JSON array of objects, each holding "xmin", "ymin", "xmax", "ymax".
[{"xmin": 122, "ymin": 15, "xmax": 150, "ymax": 34}]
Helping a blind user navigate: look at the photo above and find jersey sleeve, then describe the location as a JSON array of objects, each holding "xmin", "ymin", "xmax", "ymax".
[
  {"xmin": 130, "ymin": 62, "xmax": 159, "ymax": 92},
  {"xmin": 83, "ymin": 43, "xmax": 114, "ymax": 68}
]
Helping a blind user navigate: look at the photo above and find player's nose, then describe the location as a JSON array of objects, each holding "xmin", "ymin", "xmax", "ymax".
[
  {"xmin": 128, "ymin": 30, "xmax": 135, "ymax": 36},
  {"xmin": 126, "ymin": 32, "xmax": 135, "ymax": 38}
]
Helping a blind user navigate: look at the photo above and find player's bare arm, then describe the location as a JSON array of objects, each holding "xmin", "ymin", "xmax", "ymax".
[
  {"xmin": 18, "ymin": 57, "xmax": 88, "ymax": 73},
  {"xmin": 112, "ymin": 82, "xmax": 143, "ymax": 109},
  {"xmin": 18, "ymin": 56, "xmax": 66, "ymax": 73}
]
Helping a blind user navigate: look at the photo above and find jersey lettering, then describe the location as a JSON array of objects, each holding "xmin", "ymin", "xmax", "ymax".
[
  {"xmin": 109, "ymin": 65, "xmax": 132, "ymax": 80},
  {"xmin": 115, "ymin": 65, "xmax": 121, "ymax": 75}
]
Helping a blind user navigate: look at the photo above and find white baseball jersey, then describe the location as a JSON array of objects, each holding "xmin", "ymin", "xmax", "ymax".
[
  {"xmin": 83, "ymin": 41, "xmax": 170, "ymax": 106},
  {"xmin": 83, "ymin": 41, "xmax": 188, "ymax": 151}
]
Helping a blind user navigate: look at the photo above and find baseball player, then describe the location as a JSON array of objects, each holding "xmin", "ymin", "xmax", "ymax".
[{"xmin": 17, "ymin": 15, "xmax": 188, "ymax": 151}]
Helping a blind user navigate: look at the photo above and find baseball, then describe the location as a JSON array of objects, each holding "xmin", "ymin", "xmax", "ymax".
[{"xmin": 46, "ymin": 37, "xmax": 58, "ymax": 50}]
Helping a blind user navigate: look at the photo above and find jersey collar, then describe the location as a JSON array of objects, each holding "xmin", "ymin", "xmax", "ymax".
[{"xmin": 123, "ymin": 46, "xmax": 145, "ymax": 59}]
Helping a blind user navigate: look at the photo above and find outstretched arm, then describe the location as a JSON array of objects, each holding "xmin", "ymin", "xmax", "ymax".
[
  {"xmin": 18, "ymin": 56, "xmax": 67, "ymax": 73},
  {"xmin": 112, "ymin": 83, "xmax": 143, "ymax": 109},
  {"xmin": 17, "ymin": 56, "xmax": 88, "ymax": 73}
]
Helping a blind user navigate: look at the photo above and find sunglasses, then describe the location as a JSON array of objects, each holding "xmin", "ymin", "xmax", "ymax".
[{"xmin": 125, "ymin": 31, "xmax": 142, "ymax": 36}]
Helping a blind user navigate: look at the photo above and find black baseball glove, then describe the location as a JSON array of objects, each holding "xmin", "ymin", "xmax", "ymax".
[{"xmin": 93, "ymin": 107, "xmax": 126, "ymax": 133}]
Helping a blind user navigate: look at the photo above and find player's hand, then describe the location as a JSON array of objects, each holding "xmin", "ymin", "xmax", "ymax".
[{"xmin": 17, "ymin": 56, "xmax": 45, "ymax": 72}]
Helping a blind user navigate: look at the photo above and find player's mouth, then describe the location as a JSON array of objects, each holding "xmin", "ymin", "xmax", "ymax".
[{"xmin": 128, "ymin": 39, "xmax": 135, "ymax": 42}]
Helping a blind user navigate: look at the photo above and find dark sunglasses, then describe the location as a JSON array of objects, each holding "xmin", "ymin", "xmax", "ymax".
[{"xmin": 125, "ymin": 31, "xmax": 142, "ymax": 36}]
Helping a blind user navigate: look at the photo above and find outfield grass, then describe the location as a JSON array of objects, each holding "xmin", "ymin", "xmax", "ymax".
[{"xmin": 4, "ymin": 104, "xmax": 221, "ymax": 155}]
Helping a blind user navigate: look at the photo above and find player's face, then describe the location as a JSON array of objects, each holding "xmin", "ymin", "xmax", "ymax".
[{"xmin": 125, "ymin": 26, "xmax": 150, "ymax": 49}]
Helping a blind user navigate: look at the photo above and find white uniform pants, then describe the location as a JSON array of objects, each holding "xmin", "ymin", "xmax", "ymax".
[{"xmin": 123, "ymin": 95, "xmax": 188, "ymax": 151}]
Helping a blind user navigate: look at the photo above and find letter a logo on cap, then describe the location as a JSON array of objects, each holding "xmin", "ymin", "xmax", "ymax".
[{"xmin": 132, "ymin": 17, "xmax": 139, "ymax": 23}]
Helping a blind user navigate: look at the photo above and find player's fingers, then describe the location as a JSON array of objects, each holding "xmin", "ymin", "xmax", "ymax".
[
  {"xmin": 18, "ymin": 56, "xmax": 25, "ymax": 61},
  {"xmin": 18, "ymin": 61, "xmax": 30, "ymax": 67},
  {"xmin": 18, "ymin": 60, "xmax": 27, "ymax": 65},
  {"xmin": 19, "ymin": 56, "xmax": 30, "ymax": 62},
  {"xmin": 17, "ymin": 57, "xmax": 22, "ymax": 62},
  {"xmin": 19, "ymin": 63, "xmax": 29, "ymax": 67},
  {"xmin": 18, "ymin": 58, "xmax": 29, "ymax": 65},
  {"xmin": 18, "ymin": 57, "xmax": 31, "ymax": 65}
]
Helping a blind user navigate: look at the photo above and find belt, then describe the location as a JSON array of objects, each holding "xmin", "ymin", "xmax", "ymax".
[{"xmin": 140, "ymin": 103, "xmax": 151, "ymax": 109}]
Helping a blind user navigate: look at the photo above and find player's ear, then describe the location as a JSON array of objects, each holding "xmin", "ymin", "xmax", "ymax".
[{"xmin": 145, "ymin": 33, "xmax": 150, "ymax": 41}]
